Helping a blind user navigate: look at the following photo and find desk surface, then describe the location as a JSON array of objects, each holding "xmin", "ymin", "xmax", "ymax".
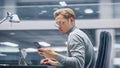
[
  {"xmin": 0, "ymin": 65, "xmax": 47, "ymax": 68},
  {"xmin": 0, "ymin": 65, "xmax": 64, "ymax": 68}
]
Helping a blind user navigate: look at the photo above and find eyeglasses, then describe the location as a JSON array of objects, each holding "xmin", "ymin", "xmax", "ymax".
[{"xmin": 55, "ymin": 21, "xmax": 65, "ymax": 27}]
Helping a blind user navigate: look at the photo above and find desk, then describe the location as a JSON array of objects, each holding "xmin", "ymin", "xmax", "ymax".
[{"xmin": 0, "ymin": 65, "xmax": 64, "ymax": 68}]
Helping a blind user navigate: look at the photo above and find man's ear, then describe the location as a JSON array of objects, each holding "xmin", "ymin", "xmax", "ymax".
[{"xmin": 69, "ymin": 17, "xmax": 75, "ymax": 24}]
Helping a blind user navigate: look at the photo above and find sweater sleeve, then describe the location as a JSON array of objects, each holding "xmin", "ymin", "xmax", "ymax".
[{"xmin": 56, "ymin": 33, "xmax": 85, "ymax": 68}]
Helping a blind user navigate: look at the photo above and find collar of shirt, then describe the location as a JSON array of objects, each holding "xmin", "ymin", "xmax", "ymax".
[{"xmin": 66, "ymin": 25, "xmax": 76, "ymax": 36}]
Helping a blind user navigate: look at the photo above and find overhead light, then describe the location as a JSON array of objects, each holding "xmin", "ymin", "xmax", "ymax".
[
  {"xmin": 41, "ymin": 10, "xmax": 47, "ymax": 13},
  {"xmin": 84, "ymin": 9, "xmax": 94, "ymax": 14},
  {"xmin": 9, "ymin": 32, "xmax": 16, "ymax": 35},
  {"xmin": 25, "ymin": 48, "xmax": 37, "ymax": 52},
  {"xmin": 59, "ymin": 1, "xmax": 67, "ymax": 7},
  {"xmin": 74, "ymin": 8, "xmax": 80, "ymax": 11},
  {"xmin": 38, "ymin": 41, "xmax": 51, "ymax": 47},
  {"xmin": 0, "ymin": 53, "xmax": 7, "ymax": 56},
  {"xmin": 52, "ymin": 47, "xmax": 67, "ymax": 52},
  {"xmin": 0, "ymin": 42, "xmax": 18, "ymax": 47},
  {"xmin": 0, "ymin": 47, "xmax": 19, "ymax": 52},
  {"xmin": 24, "ymin": 47, "xmax": 67, "ymax": 53},
  {"xmin": 79, "ymin": 15, "xmax": 83, "ymax": 18},
  {"xmin": 39, "ymin": 10, "xmax": 47, "ymax": 15},
  {"xmin": 53, "ymin": 8, "xmax": 58, "ymax": 11}
]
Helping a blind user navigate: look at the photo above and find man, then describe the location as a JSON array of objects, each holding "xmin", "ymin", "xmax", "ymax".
[{"xmin": 38, "ymin": 8, "xmax": 95, "ymax": 68}]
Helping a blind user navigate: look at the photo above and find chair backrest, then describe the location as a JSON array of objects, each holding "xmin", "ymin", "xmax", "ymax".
[{"xmin": 95, "ymin": 31, "xmax": 112, "ymax": 68}]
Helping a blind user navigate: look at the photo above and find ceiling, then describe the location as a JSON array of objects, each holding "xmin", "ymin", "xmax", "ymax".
[
  {"xmin": 16, "ymin": 0, "xmax": 99, "ymax": 20},
  {"xmin": 0, "ymin": 0, "xmax": 100, "ymax": 20},
  {"xmin": 17, "ymin": 0, "xmax": 99, "ymax": 5}
]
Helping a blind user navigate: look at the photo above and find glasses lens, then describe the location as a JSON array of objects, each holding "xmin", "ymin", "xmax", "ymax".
[{"xmin": 55, "ymin": 21, "xmax": 65, "ymax": 27}]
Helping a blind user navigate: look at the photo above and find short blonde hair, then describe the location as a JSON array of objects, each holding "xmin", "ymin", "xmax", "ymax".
[{"xmin": 54, "ymin": 8, "xmax": 75, "ymax": 19}]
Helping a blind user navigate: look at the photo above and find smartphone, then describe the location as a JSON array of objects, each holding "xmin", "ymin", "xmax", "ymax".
[{"xmin": 34, "ymin": 42, "xmax": 42, "ymax": 48}]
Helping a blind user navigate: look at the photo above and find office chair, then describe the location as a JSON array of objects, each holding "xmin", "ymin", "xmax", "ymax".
[{"xmin": 95, "ymin": 31, "xmax": 112, "ymax": 68}]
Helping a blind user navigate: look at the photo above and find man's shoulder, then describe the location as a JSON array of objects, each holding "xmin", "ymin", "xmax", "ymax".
[{"xmin": 71, "ymin": 28, "xmax": 86, "ymax": 36}]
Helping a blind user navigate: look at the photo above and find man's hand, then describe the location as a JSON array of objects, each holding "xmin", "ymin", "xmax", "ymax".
[
  {"xmin": 40, "ymin": 58, "xmax": 58, "ymax": 66},
  {"xmin": 38, "ymin": 48, "xmax": 58, "ymax": 59}
]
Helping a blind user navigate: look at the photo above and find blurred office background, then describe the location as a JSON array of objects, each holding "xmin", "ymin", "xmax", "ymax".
[{"xmin": 0, "ymin": 0, "xmax": 120, "ymax": 68}]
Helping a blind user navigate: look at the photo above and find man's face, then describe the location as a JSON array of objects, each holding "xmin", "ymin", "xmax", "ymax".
[{"xmin": 55, "ymin": 14, "xmax": 73, "ymax": 34}]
